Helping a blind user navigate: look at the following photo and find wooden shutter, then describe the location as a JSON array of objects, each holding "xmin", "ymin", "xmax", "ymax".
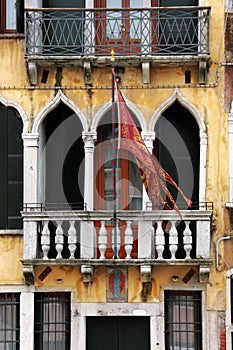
[{"xmin": 0, "ymin": 105, "xmax": 23, "ymax": 229}]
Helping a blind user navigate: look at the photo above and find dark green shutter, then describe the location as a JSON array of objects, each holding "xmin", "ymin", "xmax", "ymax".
[
  {"xmin": 0, "ymin": 105, "xmax": 23, "ymax": 229},
  {"xmin": 0, "ymin": 105, "xmax": 8, "ymax": 228}
]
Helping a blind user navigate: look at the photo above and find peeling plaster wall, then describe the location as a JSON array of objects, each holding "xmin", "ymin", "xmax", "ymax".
[{"xmin": 0, "ymin": 235, "xmax": 24, "ymax": 284}]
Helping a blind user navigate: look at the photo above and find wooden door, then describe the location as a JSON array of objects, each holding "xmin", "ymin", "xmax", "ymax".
[
  {"xmin": 94, "ymin": 0, "xmax": 143, "ymax": 54},
  {"xmin": 94, "ymin": 118, "xmax": 142, "ymax": 259},
  {"xmin": 87, "ymin": 317, "xmax": 150, "ymax": 350}
]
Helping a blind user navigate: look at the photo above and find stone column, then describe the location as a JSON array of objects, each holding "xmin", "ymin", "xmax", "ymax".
[
  {"xmin": 199, "ymin": 130, "xmax": 207, "ymax": 206},
  {"xmin": 141, "ymin": 131, "xmax": 155, "ymax": 210},
  {"xmin": 22, "ymin": 133, "xmax": 39, "ymax": 206},
  {"xmin": 82, "ymin": 131, "xmax": 97, "ymax": 211},
  {"xmin": 20, "ymin": 291, "xmax": 34, "ymax": 350},
  {"xmin": 22, "ymin": 133, "xmax": 39, "ymax": 263}
]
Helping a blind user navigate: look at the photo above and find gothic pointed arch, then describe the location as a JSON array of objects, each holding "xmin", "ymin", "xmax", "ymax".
[
  {"xmin": 93, "ymin": 96, "xmax": 145, "ymax": 213},
  {"xmin": 149, "ymin": 89, "xmax": 207, "ymax": 204},
  {"xmin": 0, "ymin": 93, "xmax": 28, "ymax": 132},
  {"xmin": 32, "ymin": 90, "xmax": 88, "ymax": 133},
  {"xmin": 91, "ymin": 96, "xmax": 147, "ymax": 133},
  {"xmin": 37, "ymin": 91, "xmax": 86, "ymax": 213},
  {"xmin": 149, "ymin": 88, "xmax": 206, "ymax": 134}
]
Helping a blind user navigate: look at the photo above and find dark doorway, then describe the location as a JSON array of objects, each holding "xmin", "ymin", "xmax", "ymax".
[{"xmin": 87, "ymin": 316, "xmax": 150, "ymax": 350}]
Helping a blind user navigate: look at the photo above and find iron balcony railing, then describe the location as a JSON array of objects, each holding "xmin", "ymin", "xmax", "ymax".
[
  {"xmin": 25, "ymin": 7, "xmax": 210, "ymax": 57},
  {"xmin": 22, "ymin": 209, "xmax": 212, "ymax": 262}
]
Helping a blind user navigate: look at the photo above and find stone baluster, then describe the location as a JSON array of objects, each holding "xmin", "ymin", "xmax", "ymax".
[
  {"xmin": 124, "ymin": 220, "xmax": 133, "ymax": 259},
  {"xmin": 55, "ymin": 221, "xmax": 64, "ymax": 259},
  {"xmin": 41, "ymin": 221, "xmax": 50, "ymax": 259},
  {"xmin": 169, "ymin": 220, "xmax": 178, "ymax": 259},
  {"xmin": 68, "ymin": 220, "xmax": 77, "ymax": 259},
  {"xmin": 112, "ymin": 223, "xmax": 121, "ymax": 258},
  {"xmin": 98, "ymin": 220, "xmax": 107, "ymax": 259},
  {"xmin": 184, "ymin": 221, "xmax": 192, "ymax": 259},
  {"xmin": 155, "ymin": 221, "xmax": 165, "ymax": 259}
]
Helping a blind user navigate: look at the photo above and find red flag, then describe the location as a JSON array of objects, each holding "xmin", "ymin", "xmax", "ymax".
[{"xmin": 117, "ymin": 85, "xmax": 192, "ymax": 215}]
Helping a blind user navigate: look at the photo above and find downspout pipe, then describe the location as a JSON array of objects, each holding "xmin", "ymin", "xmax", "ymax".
[{"xmin": 216, "ymin": 236, "xmax": 233, "ymax": 271}]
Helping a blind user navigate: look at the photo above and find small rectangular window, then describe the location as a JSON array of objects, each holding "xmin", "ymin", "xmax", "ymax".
[
  {"xmin": 0, "ymin": 0, "xmax": 24, "ymax": 33},
  {"xmin": 34, "ymin": 292, "xmax": 71, "ymax": 350},
  {"xmin": 165, "ymin": 291, "xmax": 202, "ymax": 350},
  {"xmin": 0, "ymin": 293, "xmax": 20, "ymax": 349}
]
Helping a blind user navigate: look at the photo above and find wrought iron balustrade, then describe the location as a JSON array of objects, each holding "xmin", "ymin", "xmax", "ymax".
[
  {"xmin": 25, "ymin": 7, "xmax": 210, "ymax": 57},
  {"xmin": 22, "ymin": 209, "xmax": 212, "ymax": 262}
]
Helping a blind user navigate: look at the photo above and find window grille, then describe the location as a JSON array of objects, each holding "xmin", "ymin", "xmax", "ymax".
[
  {"xmin": 165, "ymin": 291, "xmax": 202, "ymax": 350},
  {"xmin": 0, "ymin": 293, "xmax": 20, "ymax": 350},
  {"xmin": 34, "ymin": 292, "xmax": 70, "ymax": 350}
]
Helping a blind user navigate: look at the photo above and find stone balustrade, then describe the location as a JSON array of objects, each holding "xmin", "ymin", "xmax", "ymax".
[{"xmin": 22, "ymin": 210, "xmax": 212, "ymax": 262}]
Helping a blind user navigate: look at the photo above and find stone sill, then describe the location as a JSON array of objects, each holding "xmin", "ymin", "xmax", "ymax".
[
  {"xmin": 0, "ymin": 34, "xmax": 24, "ymax": 39},
  {"xmin": 0, "ymin": 230, "xmax": 23, "ymax": 235},
  {"xmin": 22, "ymin": 258, "xmax": 212, "ymax": 267}
]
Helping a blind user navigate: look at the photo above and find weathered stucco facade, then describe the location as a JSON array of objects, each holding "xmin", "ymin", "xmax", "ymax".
[{"xmin": 0, "ymin": 0, "xmax": 233, "ymax": 349}]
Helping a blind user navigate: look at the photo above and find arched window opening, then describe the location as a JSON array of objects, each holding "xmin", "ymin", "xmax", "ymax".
[
  {"xmin": 154, "ymin": 101, "xmax": 199, "ymax": 259},
  {"xmin": 41, "ymin": 102, "xmax": 84, "ymax": 210},
  {"xmin": 154, "ymin": 100, "xmax": 199, "ymax": 208},
  {"xmin": 39, "ymin": 102, "xmax": 84, "ymax": 259},
  {"xmin": 94, "ymin": 108, "xmax": 142, "ymax": 259},
  {"xmin": 94, "ymin": 108, "xmax": 142, "ymax": 211}
]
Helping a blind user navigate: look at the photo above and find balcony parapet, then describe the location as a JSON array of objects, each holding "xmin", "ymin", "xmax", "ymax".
[
  {"xmin": 25, "ymin": 7, "xmax": 211, "ymax": 84},
  {"xmin": 21, "ymin": 209, "xmax": 212, "ymax": 283}
]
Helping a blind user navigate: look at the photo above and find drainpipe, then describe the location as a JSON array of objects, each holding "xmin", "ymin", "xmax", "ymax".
[{"xmin": 216, "ymin": 236, "xmax": 233, "ymax": 271}]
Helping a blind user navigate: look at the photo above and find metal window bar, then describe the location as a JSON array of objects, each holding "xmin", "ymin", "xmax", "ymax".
[
  {"xmin": 0, "ymin": 293, "xmax": 20, "ymax": 350},
  {"xmin": 25, "ymin": 7, "xmax": 210, "ymax": 57},
  {"xmin": 34, "ymin": 292, "xmax": 71, "ymax": 350},
  {"xmin": 165, "ymin": 291, "xmax": 202, "ymax": 350}
]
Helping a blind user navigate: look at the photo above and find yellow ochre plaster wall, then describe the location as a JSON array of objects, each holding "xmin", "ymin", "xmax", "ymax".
[{"xmin": 0, "ymin": 0, "xmax": 230, "ymax": 315}]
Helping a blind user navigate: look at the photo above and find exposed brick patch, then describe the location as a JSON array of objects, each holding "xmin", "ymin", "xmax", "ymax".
[{"xmin": 220, "ymin": 328, "xmax": 226, "ymax": 350}]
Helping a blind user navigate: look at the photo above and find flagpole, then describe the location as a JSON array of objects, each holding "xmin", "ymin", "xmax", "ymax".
[{"xmin": 111, "ymin": 49, "xmax": 118, "ymax": 258}]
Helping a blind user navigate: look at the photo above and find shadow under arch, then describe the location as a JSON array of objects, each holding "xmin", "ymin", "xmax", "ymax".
[
  {"xmin": 39, "ymin": 100, "xmax": 85, "ymax": 212},
  {"xmin": 149, "ymin": 89, "xmax": 207, "ymax": 204}
]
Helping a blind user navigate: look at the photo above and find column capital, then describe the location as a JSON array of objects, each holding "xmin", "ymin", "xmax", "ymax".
[
  {"xmin": 199, "ymin": 131, "xmax": 207, "ymax": 145},
  {"xmin": 141, "ymin": 131, "xmax": 155, "ymax": 154},
  {"xmin": 82, "ymin": 131, "xmax": 97, "ymax": 143},
  {"xmin": 228, "ymin": 112, "xmax": 233, "ymax": 124},
  {"xmin": 141, "ymin": 131, "xmax": 155, "ymax": 143},
  {"xmin": 82, "ymin": 131, "xmax": 97, "ymax": 151},
  {"xmin": 22, "ymin": 133, "xmax": 39, "ymax": 147}
]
